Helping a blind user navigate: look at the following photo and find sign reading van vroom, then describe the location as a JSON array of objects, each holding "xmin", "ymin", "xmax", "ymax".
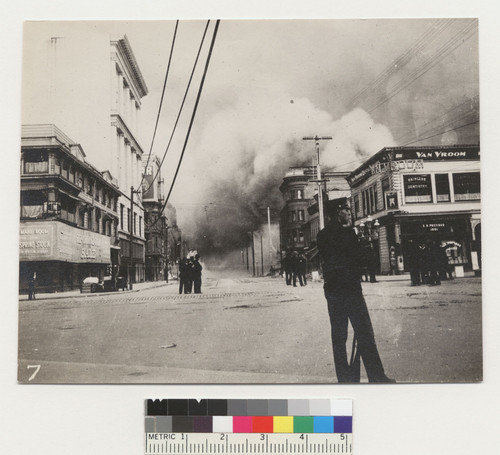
[{"xmin": 19, "ymin": 220, "xmax": 111, "ymax": 263}]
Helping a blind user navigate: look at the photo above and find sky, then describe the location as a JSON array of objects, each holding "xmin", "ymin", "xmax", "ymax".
[{"xmin": 21, "ymin": 18, "xmax": 479, "ymax": 250}]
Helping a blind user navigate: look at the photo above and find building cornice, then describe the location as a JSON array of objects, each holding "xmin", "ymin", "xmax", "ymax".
[
  {"xmin": 111, "ymin": 35, "xmax": 148, "ymax": 98},
  {"xmin": 111, "ymin": 114, "xmax": 145, "ymax": 157}
]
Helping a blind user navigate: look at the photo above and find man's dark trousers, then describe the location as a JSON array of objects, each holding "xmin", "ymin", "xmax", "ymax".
[{"xmin": 324, "ymin": 286, "xmax": 386, "ymax": 382}]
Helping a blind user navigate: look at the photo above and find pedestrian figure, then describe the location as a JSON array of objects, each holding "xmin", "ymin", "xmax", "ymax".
[
  {"xmin": 438, "ymin": 244, "xmax": 453, "ymax": 281},
  {"xmin": 360, "ymin": 239, "xmax": 377, "ymax": 283},
  {"xmin": 178, "ymin": 258, "xmax": 189, "ymax": 294},
  {"xmin": 193, "ymin": 254, "xmax": 203, "ymax": 294},
  {"xmin": 290, "ymin": 251, "xmax": 301, "ymax": 287},
  {"xmin": 317, "ymin": 197, "xmax": 395, "ymax": 383},
  {"xmin": 282, "ymin": 253, "xmax": 292, "ymax": 285},
  {"xmin": 428, "ymin": 241, "xmax": 441, "ymax": 286},
  {"xmin": 183, "ymin": 256, "xmax": 195, "ymax": 293},
  {"xmin": 406, "ymin": 241, "xmax": 421, "ymax": 286},
  {"xmin": 28, "ymin": 272, "xmax": 36, "ymax": 300},
  {"xmin": 297, "ymin": 251, "xmax": 307, "ymax": 286}
]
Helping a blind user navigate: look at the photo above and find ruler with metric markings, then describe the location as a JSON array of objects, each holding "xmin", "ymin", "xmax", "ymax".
[{"xmin": 145, "ymin": 433, "xmax": 352, "ymax": 454}]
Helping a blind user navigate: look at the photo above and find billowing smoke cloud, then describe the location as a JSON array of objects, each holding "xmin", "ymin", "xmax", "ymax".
[{"xmin": 180, "ymin": 89, "xmax": 395, "ymax": 253}]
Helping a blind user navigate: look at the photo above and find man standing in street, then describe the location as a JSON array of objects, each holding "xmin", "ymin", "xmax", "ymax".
[
  {"xmin": 316, "ymin": 197, "xmax": 394, "ymax": 383},
  {"xmin": 193, "ymin": 254, "xmax": 203, "ymax": 294}
]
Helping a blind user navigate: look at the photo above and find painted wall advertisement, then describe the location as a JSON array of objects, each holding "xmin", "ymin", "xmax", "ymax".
[{"xmin": 20, "ymin": 221, "xmax": 111, "ymax": 263}]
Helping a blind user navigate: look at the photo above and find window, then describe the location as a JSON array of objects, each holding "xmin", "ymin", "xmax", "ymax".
[
  {"xmin": 24, "ymin": 150, "xmax": 49, "ymax": 174},
  {"xmin": 134, "ymin": 213, "xmax": 137, "ymax": 235},
  {"xmin": 297, "ymin": 189, "xmax": 304, "ymax": 200},
  {"xmin": 369, "ymin": 186, "xmax": 376, "ymax": 213},
  {"xmin": 21, "ymin": 191, "xmax": 45, "ymax": 218},
  {"xmin": 288, "ymin": 211, "xmax": 296, "ymax": 222},
  {"xmin": 139, "ymin": 216, "xmax": 142, "ymax": 236},
  {"xmin": 354, "ymin": 194, "xmax": 360, "ymax": 218},
  {"xmin": 76, "ymin": 171, "xmax": 83, "ymax": 188},
  {"xmin": 404, "ymin": 174, "xmax": 432, "ymax": 203},
  {"xmin": 120, "ymin": 204, "xmax": 124, "ymax": 229},
  {"xmin": 127, "ymin": 208, "xmax": 131, "ymax": 232},
  {"xmin": 52, "ymin": 156, "xmax": 61, "ymax": 174},
  {"xmin": 435, "ymin": 174, "xmax": 450, "ymax": 202},
  {"xmin": 453, "ymin": 172, "xmax": 480, "ymax": 201},
  {"xmin": 298, "ymin": 230, "xmax": 304, "ymax": 242},
  {"xmin": 62, "ymin": 160, "xmax": 68, "ymax": 179},
  {"xmin": 382, "ymin": 178, "xmax": 390, "ymax": 209},
  {"xmin": 298, "ymin": 210, "xmax": 305, "ymax": 221}
]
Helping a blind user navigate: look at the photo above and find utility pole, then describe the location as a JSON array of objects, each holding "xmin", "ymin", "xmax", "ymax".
[
  {"xmin": 251, "ymin": 231, "xmax": 256, "ymax": 277},
  {"xmin": 129, "ymin": 186, "xmax": 135, "ymax": 290},
  {"xmin": 303, "ymin": 135, "xmax": 332, "ymax": 230},
  {"xmin": 267, "ymin": 207, "xmax": 273, "ymax": 266},
  {"xmin": 164, "ymin": 217, "xmax": 169, "ymax": 283},
  {"xmin": 260, "ymin": 234, "xmax": 264, "ymax": 277}
]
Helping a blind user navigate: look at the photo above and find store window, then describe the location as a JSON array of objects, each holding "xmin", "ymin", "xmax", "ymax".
[
  {"xmin": 404, "ymin": 174, "xmax": 432, "ymax": 203},
  {"xmin": 435, "ymin": 174, "xmax": 451, "ymax": 202},
  {"xmin": 354, "ymin": 194, "xmax": 360, "ymax": 219},
  {"xmin": 453, "ymin": 172, "xmax": 480, "ymax": 201}
]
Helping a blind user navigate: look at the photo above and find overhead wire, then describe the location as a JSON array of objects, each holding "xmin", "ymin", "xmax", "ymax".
[
  {"xmin": 400, "ymin": 120, "xmax": 479, "ymax": 146},
  {"xmin": 151, "ymin": 20, "xmax": 221, "ymax": 227},
  {"xmin": 394, "ymin": 95, "xmax": 479, "ymax": 145},
  {"xmin": 138, "ymin": 20, "xmax": 179, "ymax": 191},
  {"xmin": 142, "ymin": 20, "xmax": 211, "ymax": 197},
  {"xmin": 347, "ymin": 19, "xmax": 453, "ymax": 109},
  {"xmin": 366, "ymin": 21, "xmax": 478, "ymax": 114}
]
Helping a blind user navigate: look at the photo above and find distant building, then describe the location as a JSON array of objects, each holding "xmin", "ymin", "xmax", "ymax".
[
  {"xmin": 279, "ymin": 166, "xmax": 351, "ymax": 267},
  {"xmin": 19, "ymin": 124, "xmax": 120, "ymax": 293},
  {"xmin": 347, "ymin": 144, "xmax": 481, "ymax": 275},
  {"xmin": 141, "ymin": 154, "xmax": 182, "ymax": 281}
]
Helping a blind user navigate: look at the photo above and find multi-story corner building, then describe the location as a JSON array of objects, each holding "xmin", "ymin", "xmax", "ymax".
[
  {"xmin": 22, "ymin": 27, "xmax": 149, "ymax": 284},
  {"xmin": 279, "ymin": 166, "xmax": 351, "ymax": 257},
  {"xmin": 19, "ymin": 124, "xmax": 120, "ymax": 293},
  {"xmin": 347, "ymin": 144, "xmax": 481, "ymax": 275},
  {"xmin": 109, "ymin": 35, "xmax": 149, "ymax": 283}
]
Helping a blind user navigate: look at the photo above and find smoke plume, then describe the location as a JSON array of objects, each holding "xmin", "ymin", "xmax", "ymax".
[{"xmin": 179, "ymin": 89, "xmax": 395, "ymax": 253}]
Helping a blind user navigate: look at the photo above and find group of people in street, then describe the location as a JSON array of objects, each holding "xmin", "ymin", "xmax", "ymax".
[
  {"xmin": 281, "ymin": 251, "xmax": 308, "ymax": 287},
  {"xmin": 406, "ymin": 240, "xmax": 453, "ymax": 286},
  {"xmin": 178, "ymin": 253, "xmax": 203, "ymax": 294}
]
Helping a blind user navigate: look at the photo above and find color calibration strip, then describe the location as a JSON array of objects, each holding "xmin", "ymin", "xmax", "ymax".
[{"xmin": 145, "ymin": 399, "xmax": 352, "ymax": 434}]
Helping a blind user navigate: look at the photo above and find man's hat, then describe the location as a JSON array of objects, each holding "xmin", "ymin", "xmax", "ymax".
[{"xmin": 325, "ymin": 197, "xmax": 350, "ymax": 216}]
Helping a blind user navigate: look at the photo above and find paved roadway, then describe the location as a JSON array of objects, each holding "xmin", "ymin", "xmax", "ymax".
[{"xmin": 18, "ymin": 272, "xmax": 482, "ymax": 384}]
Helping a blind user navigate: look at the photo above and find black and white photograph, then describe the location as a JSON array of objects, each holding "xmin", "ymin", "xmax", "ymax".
[{"xmin": 16, "ymin": 18, "xmax": 482, "ymax": 385}]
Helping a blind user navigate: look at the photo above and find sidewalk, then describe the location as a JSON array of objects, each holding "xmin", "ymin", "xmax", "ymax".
[{"xmin": 19, "ymin": 280, "xmax": 174, "ymax": 302}]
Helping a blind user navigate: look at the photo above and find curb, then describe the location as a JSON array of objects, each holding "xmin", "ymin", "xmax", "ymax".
[{"xmin": 19, "ymin": 282, "xmax": 171, "ymax": 302}]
